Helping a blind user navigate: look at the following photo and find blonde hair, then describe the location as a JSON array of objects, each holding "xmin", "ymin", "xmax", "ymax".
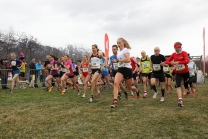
[{"xmin": 118, "ymin": 38, "xmax": 131, "ymax": 49}]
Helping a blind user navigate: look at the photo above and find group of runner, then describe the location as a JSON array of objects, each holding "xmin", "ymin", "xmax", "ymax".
[{"xmin": 7, "ymin": 38, "xmax": 198, "ymax": 108}]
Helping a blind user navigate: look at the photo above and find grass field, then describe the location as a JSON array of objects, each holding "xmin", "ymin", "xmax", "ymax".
[{"xmin": 0, "ymin": 83, "xmax": 208, "ymax": 139}]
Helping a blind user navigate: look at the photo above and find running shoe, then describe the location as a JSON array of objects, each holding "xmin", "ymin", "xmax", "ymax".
[
  {"xmin": 191, "ymin": 88, "xmax": 195, "ymax": 95},
  {"xmin": 88, "ymin": 97, "xmax": 94, "ymax": 103},
  {"xmin": 111, "ymin": 101, "xmax": 118, "ymax": 108},
  {"xmin": 136, "ymin": 90, "xmax": 140, "ymax": 99},
  {"xmin": 124, "ymin": 92, "xmax": 128, "ymax": 100},
  {"xmin": 160, "ymin": 96, "xmax": 164, "ymax": 101},
  {"xmin": 78, "ymin": 91, "xmax": 81, "ymax": 96},
  {"xmin": 61, "ymin": 89, "xmax": 65, "ymax": 95},
  {"xmin": 48, "ymin": 86, "xmax": 53, "ymax": 92},
  {"xmin": 82, "ymin": 94, "xmax": 86, "ymax": 98},
  {"xmin": 129, "ymin": 94, "xmax": 134, "ymax": 98},
  {"xmin": 8, "ymin": 91, "xmax": 13, "ymax": 94},
  {"xmin": 178, "ymin": 100, "xmax": 184, "ymax": 107},
  {"xmin": 184, "ymin": 92, "xmax": 190, "ymax": 96},
  {"xmin": 143, "ymin": 92, "xmax": 148, "ymax": 98},
  {"xmin": 153, "ymin": 92, "xmax": 158, "ymax": 98},
  {"xmin": 44, "ymin": 87, "xmax": 49, "ymax": 91}
]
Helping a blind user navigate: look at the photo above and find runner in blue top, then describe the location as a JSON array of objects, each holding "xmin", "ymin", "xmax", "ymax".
[
  {"xmin": 108, "ymin": 45, "xmax": 128, "ymax": 100},
  {"xmin": 98, "ymin": 51, "xmax": 113, "ymax": 93},
  {"xmin": 8, "ymin": 53, "xmax": 26, "ymax": 94}
]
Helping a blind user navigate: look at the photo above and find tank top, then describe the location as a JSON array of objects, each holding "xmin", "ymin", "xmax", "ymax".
[
  {"xmin": 20, "ymin": 62, "xmax": 26, "ymax": 72},
  {"xmin": 90, "ymin": 53, "xmax": 101, "ymax": 69},
  {"xmin": 141, "ymin": 56, "xmax": 151, "ymax": 73},
  {"xmin": 81, "ymin": 61, "xmax": 89, "ymax": 73},
  {"xmin": 100, "ymin": 57, "xmax": 108, "ymax": 72}
]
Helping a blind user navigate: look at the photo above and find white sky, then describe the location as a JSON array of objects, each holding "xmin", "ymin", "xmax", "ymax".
[{"xmin": 0, "ymin": 0, "xmax": 208, "ymax": 57}]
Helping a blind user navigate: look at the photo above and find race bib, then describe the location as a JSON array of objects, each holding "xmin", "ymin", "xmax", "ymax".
[
  {"xmin": 82, "ymin": 68, "xmax": 88, "ymax": 72},
  {"xmin": 72, "ymin": 68, "xmax": 76, "ymax": 72},
  {"xmin": 11, "ymin": 61, "xmax": 16, "ymax": 66},
  {"xmin": 118, "ymin": 62, "xmax": 125, "ymax": 68},
  {"xmin": 190, "ymin": 72, "xmax": 195, "ymax": 76},
  {"xmin": 143, "ymin": 62, "xmax": 149, "ymax": 68},
  {"xmin": 163, "ymin": 66, "xmax": 169, "ymax": 72},
  {"xmin": 65, "ymin": 70, "xmax": 70, "ymax": 74},
  {"xmin": 113, "ymin": 63, "xmax": 118, "ymax": 70},
  {"xmin": 62, "ymin": 69, "xmax": 68, "ymax": 73},
  {"xmin": 176, "ymin": 64, "xmax": 185, "ymax": 71},
  {"xmin": 153, "ymin": 64, "xmax": 161, "ymax": 71},
  {"xmin": 91, "ymin": 58, "xmax": 100, "ymax": 69}
]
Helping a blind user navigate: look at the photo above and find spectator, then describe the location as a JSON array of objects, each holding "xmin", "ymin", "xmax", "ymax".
[
  {"xmin": 29, "ymin": 59, "xmax": 37, "ymax": 88},
  {"xmin": 35, "ymin": 60, "xmax": 43, "ymax": 83},
  {"xmin": 0, "ymin": 59, "xmax": 10, "ymax": 89}
]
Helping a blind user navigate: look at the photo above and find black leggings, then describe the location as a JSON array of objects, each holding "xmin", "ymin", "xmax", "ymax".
[{"xmin": 175, "ymin": 72, "xmax": 189, "ymax": 89}]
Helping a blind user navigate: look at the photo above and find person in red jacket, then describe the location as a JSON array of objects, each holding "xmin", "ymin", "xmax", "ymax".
[
  {"xmin": 165, "ymin": 42, "xmax": 189, "ymax": 107},
  {"xmin": 129, "ymin": 57, "xmax": 139, "ymax": 98}
]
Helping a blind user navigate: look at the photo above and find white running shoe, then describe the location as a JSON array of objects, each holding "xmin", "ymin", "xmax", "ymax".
[
  {"xmin": 153, "ymin": 92, "xmax": 158, "ymax": 98},
  {"xmin": 160, "ymin": 96, "xmax": 164, "ymax": 101}
]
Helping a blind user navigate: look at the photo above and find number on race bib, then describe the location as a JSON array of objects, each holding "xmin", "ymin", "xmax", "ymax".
[
  {"xmin": 176, "ymin": 64, "xmax": 185, "ymax": 71},
  {"xmin": 163, "ymin": 67, "xmax": 169, "ymax": 72},
  {"xmin": 91, "ymin": 58, "xmax": 100, "ymax": 69},
  {"xmin": 82, "ymin": 68, "xmax": 88, "ymax": 72},
  {"xmin": 143, "ymin": 62, "xmax": 149, "ymax": 68},
  {"xmin": 153, "ymin": 64, "xmax": 161, "ymax": 71},
  {"xmin": 113, "ymin": 63, "xmax": 118, "ymax": 70}
]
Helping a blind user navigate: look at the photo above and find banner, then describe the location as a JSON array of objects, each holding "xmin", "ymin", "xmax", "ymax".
[
  {"xmin": 203, "ymin": 27, "xmax": 205, "ymax": 74},
  {"xmin": 104, "ymin": 34, "xmax": 109, "ymax": 58}
]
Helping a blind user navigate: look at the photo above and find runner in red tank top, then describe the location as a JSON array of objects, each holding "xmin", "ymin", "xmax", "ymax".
[{"xmin": 80, "ymin": 55, "xmax": 90, "ymax": 98}]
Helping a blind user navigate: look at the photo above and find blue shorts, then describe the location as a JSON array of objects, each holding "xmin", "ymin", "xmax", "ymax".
[
  {"xmin": 13, "ymin": 70, "xmax": 20, "ymax": 75},
  {"xmin": 101, "ymin": 71, "xmax": 109, "ymax": 77}
]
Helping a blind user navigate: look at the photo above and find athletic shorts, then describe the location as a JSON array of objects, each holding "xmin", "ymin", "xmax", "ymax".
[
  {"xmin": 91, "ymin": 69, "xmax": 101, "ymax": 74},
  {"xmin": 141, "ymin": 73, "xmax": 151, "ymax": 79},
  {"xmin": 117, "ymin": 67, "xmax": 132, "ymax": 80},
  {"xmin": 172, "ymin": 72, "xmax": 176, "ymax": 77},
  {"xmin": 151, "ymin": 72, "xmax": 165, "ymax": 82},
  {"xmin": 20, "ymin": 72, "xmax": 25, "ymax": 77},
  {"xmin": 101, "ymin": 71, "xmax": 109, "ymax": 77},
  {"xmin": 13, "ymin": 70, "xmax": 20, "ymax": 75},
  {"xmin": 189, "ymin": 76, "xmax": 196, "ymax": 83},
  {"xmin": 165, "ymin": 73, "xmax": 172, "ymax": 78},
  {"xmin": 112, "ymin": 70, "xmax": 117, "ymax": 77},
  {"xmin": 194, "ymin": 74, "xmax": 197, "ymax": 83},
  {"xmin": 73, "ymin": 72, "xmax": 79, "ymax": 76},
  {"xmin": 68, "ymin": 75, "xmax": 74, "ymax": 78},
  {"xmin": 175, "ymin": 72, "xmax": 189, "ymax": 88},
  {"xmin": 133, "ymin": 73, "xmax": 138, "ymax": 80},
  {"xmin": 60, "ymin": 71, "xmax": 65, "ymax": 77},
  {"xmin": 51, "ymin": 74, "xmax": 60, "ymax": 78}
]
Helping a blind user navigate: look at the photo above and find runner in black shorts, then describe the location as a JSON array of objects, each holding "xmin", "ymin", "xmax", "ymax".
[
  {"xmin": 150, "ymin": 47, "xmax": 166, "ymax": 101},
  {"xmin": 111, "ymin": 38, "xmax": 140, "ymax": 108},
  {"xmin": 108, "ymin": 45, "xmax": 128, "ymax": 100},
  {"xmin": 88, "ymin": 44, "xmax": 105, "ymax": 103}
]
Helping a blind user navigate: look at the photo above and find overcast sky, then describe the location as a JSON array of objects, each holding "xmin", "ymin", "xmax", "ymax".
[{"xmin": 0, "ymin": 0, "xmax": 208, "ymax": 57}]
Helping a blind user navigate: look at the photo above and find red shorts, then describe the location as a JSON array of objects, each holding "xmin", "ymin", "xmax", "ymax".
[{"xmin": 82, "ymin": 72, "xmax": 89, "ymax": 78}]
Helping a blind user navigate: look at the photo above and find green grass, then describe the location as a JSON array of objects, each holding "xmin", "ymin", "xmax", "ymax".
[{"xmin": 0, "ymin": 84, "xmax": 208, "ymax": 139}]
